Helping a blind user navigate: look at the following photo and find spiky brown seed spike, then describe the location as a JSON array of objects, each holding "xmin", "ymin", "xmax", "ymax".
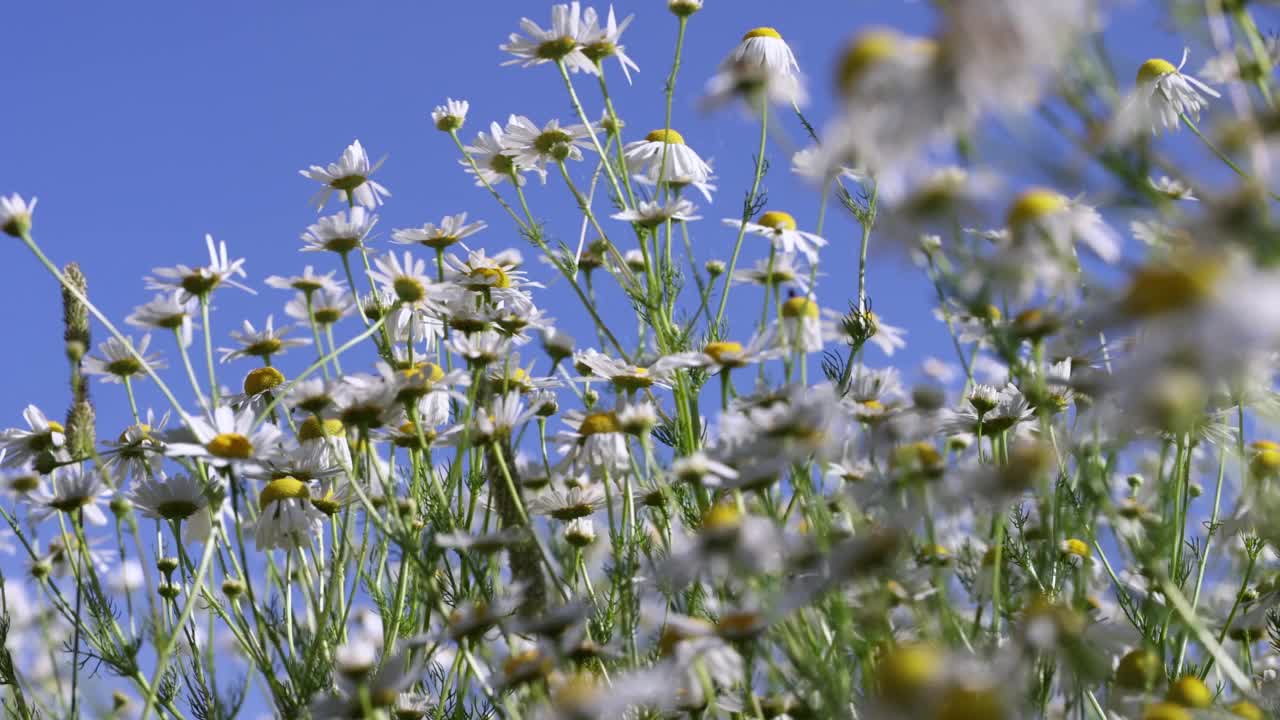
[{"xmin": 65, "ymin": 399, "xmax": 96, "ymax": 461}]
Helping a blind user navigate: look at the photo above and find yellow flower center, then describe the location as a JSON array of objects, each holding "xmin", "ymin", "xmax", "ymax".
[
  {"xmin": 243, "ymin": 366, "xmax": 285, "ymax": 396},
  {"xmin": 118, "ymin": 424, "xmax": 153, "ymax": 443},
  {"xmin": 330, "ymin": 174, "xmax": 367, "ymax": 192},
  {"xmin": 469, "ymin": 266, "xmax": 511, "ymax": 289},
  {"xmin": 716, "ymin": 610, "xmax": 765, "ymax": 639},
  {"xmin": 877, "ymin": 643, "xmax": 941, "ymax": 704},
  {"xmin": 105, "ymin": 357, "xmax": 144, "ymax": 377},
  {"xmin": 757, "ymin": 210, "xmax": 797, "ymax": 232},
  {"xmin": 157, "ymin": 500, "xmax": 201, "ymax": 521},
  {"xmin": 612, "ymin": 367, "xmax": 654, "ymax": 391},
  {"xmin": 259, "ymin": 476, "xmax": 309, "ymax": 509},
  {"xmin": 704, "ymin": 340, "xmax": 744, "ymax": 364},
  {"xmin": 1007, "ymin": 188, "xmax": 1068, "ymax": 228},
  {"xmin": 1138, "ymin": 58, "xmax": 1178, "ymax": 85},
  {"xmin": 743, "ymin": 26, "xmax": 782, "ymax": 41},
  {"xmin": 298, "ymin": 416, "xmax": 344, "ymax": 442},
  {"xmin": 935, "ymin": 685, "xmax": 1005, "ymax": 720},
  {"xmin": 1166, "ymin": 676, "xmax": 1212, "ymax": 709},
  {"xmin": 206, "ymin": 433, "xmax": 253, "ymax": 459},
  {"xmin": 644, "ymin": 128, "xmax": 686, "ymax": 145},
  {"xmin": 1061, "ymin": 537, "xmax": 1091, "ymax": 559},
  {"xmin": 311, "ymin": 491, "xmax": 342, "ymax": 516},
  {"xmin": 1228, "ymin": 700, "xmax": 1265, "ymax": 720},
  {"xmin": 7, "ymin": 474, "xmax": 39, "ymax": 493},
  {"xmin": 536, "ymin": 35, "xmax": 579, "ymax": 61},
  {"xmin": 49, "ymin": 494, "xmax": 92, "ymax": 513},
  {"xmin": 578, "ymin": 411, "xmax": 621, "ymax": 436},
  {"xmin": 701, "ymin": 502, "xmax": 742, "ymax": 532},
  {"xmin": 838, "ymin": 29, "xmax": 927, "ymax": 91},
  {"xmin": 1121, "ymin": 258, "xmax": 1223, "ymax": 318},
  {"xmin": 781, "ymin": 296, "xmax": 819, "ymax": 319},
  {"xmin": 1142, "ymin": 702, "xmax": 1192, "ymax": 720},
  {"xmin": 393, "ymin": 276, "xmax": 427, "ymax": 303},
  {"xmin": 244, "ymin": 338, "xmax": 283, "ymax": 357},
  {"xmin": 47, "ymin": 420, "xmax": 65, "ymax": 434},
  {"xmin": 402, "ymin": 361, "xmax": 446, "ymax": 386},
  {"xmin": 1115, "ymin": 648, "xmax": 1162, "ymax": 690}
]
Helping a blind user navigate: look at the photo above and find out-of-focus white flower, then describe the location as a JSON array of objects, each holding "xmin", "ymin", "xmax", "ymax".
[
  {"xmin": 25, "ymin": 464, "xmax": 111, "ymax": 527},
  {"xmin": 0, "ymin": 194, "xmax": 36, "ymax": 238},
  {"xmin": 1115, "ymin": 50, "xmax": 1219, "ymax": 137},
  {"xmin": 723, "ymin": 210, "xmax": 826, "ymax": 264},
  {"xmin": 1004, "ymin": 188, "xmax": 1121, "ymax": 264},
  {"xmin": 622, "ymin": 129, "xmax": 716, "ymax": 201}
]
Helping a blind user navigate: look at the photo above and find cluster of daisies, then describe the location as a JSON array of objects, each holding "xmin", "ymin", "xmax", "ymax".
[{"xmin": 8, "ymin": 1, "xmax": 1280, "ymax": 719}]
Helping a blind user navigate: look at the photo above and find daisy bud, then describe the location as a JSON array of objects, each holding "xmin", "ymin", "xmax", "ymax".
[
  {"xmin": 918, "ymin": 234, "xmax": 942, "ymax": 254},
  {"xmin": 705, "ymin": 259, "xmax": 726, "ymax": 277},
  {"xmin": 112, "ymin": 691, "xmax": 130, "ymax": 710},
  {"xmin": 109, "ymin": 495, "xmax": 132, "ymax": 518},
  {"xmin": 600, "ymin": 114, "xmax": 624, "ymax": 137},
  {"xmin": 911, "ymin": 385, "xmax": 945, "ymax": 411},
  {"xmin": 583, "ymin": 388, "xmax": 599, "ymax": 409},
  {"xmin": 542, "ymin": 329, "xmax": 575, "ymax": 364},
  {"xmin": 157, "ymin": 556, "xmax": 179, "ymax": 574},
  {"xmin": 0, "ymin": 194, "xmax": 36, "ymax": 238},
  {"xmin": 618, "ymin": 402, "xmax": 658, "ymax": 435},
  {"xmin": 967, "ymin": 384, "xmax": 999, "ymax": 415},
  {"xmin": 580, "ymin": 240, "xmax": 607, "ymax": 271},
  {"xmin": 624, "ymin": 249, "xmax": 646, "ymax": 272},
  {"xmin": 158, "ymin": 583, "xmax": 181, "ymax": 600},
  {"xmin": 1127, "ymin": 473, "xmax": 1144, "ymax": 489},
  {"xmin": 31, "ymin": 560, "xmax": 51, "ymax": 579},
  {"xmin": 533, "ymin": 392, "xmax": 559, "ymax": 417},
  {"xmin": 1188, "ymin": 481, "xmax": 1203, "ymax": 498},
  {"xmin": 222, "ymin": 578, "xmax": 245, "ymax": 599},
  {"xmin": 668, "ymin": 0, "xmax": 702, "ymax": 16}
]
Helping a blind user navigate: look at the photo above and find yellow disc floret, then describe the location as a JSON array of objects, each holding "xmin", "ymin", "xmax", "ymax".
[
  {"xmin": 1007, "ymin": 188, "xmax": 1068, "ymax": 229},
  {"xmin": 1142, "ymin": 702, "xmax": 1192, "ymax": 720},
  {"xmin": 839, "ymin": 28, "xmax": 903, "ymax": 91},
  {"xmin": 1138, "ymin": 58, "xmax": 1178, "ymax": 85},
  {"xmin": 704, "ymin": 341, "xmax": 744, "ymax": 364},
  {"xmin": 206, "ymin": 433, "xmax": 253, "ymax": 459},
  {"xmin": 645, "ymin": 128, "xmax": 686, "ymax": 145},
  {"xmin": 757, "ymin": 210, "xmax": 798, "ymax": 232},
  {"xmin": 259, "ymin": 476, "xmax": 309, "ymax": 509},
  {"xmin": 781, "ymin": 296, "xmax": 820, "ymax": 319},
  {"xmin": 1061, "ymin": 537, "xmax": 1091, "ymax": 560},
  {"xmin": 877, "ymin": 643, "xmax": 941, "ymax": 704},
  {"xmin": 243, "ymin": 366, "xmax": 286, "ymax": 396},
  {"xmin": 743, "ymin": 27, "xmax": 783, "ymax": 41},
  {"xmin": 578, "ymin": 411, "xmax": 621, "ymax": 436},
  {"xmin": 1166, "ymin": 676, "xmax": 1212, "ymax": 709},
  {"xmin": 1120, "ymin": 258, "xmax": 1223, "ymax": 318}
]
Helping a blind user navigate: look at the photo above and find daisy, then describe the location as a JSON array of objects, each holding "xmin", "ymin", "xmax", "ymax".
[
  {"xmin": 0, "ymin": 405, "xmax": 68, "ymax": 468},
  {"xmin": 580, "ymin": 5, "xmax": 639, "ymax": 83},
  {"xmin": 669, "ymin": 0, "xmax": 701, "ymax": 15},
  {"xmin": 103, "ymin": 412, "xmax": 168, "ymax": 481},
  {"xmin": 526, "ymin": 482, "xmax": 610, "ymax": 521},
  {"xmin": 611, "ymin": 197, "xmax": 702, "ymax": 228},
  {"xmin": 0, "ymin": 194, "xmax": 36, "ymax": 238},
  {"xmin": 146, "ymin": 234, "xmax": 252, "ymax": 301},
  {"xmin": 466, "ymin": 392, "xmax": 539, "ymax": 442},
  {"xmin": 218, "ymin": 315, "xmax": 310, "ymax": 363},
  {"xmin": 574, "ymin": 348, "xmax": 681, "ymax": 392},
  {"xmin": 127, "ymin": 292, "xmax": 197, "ymax": 348},
  {"xmin": 667, "ymin": 330, "xmax": 781, "ymax": 373},
  {"xmin": 704, "ymin": 60, "xmax": 806, "ymax": 109},
  {"xmin": 1004, "ymin": 188, "xmax": 1121, "ymax": 264},
  {"xmin": 368, "ymin": 250, "xmax": 438, "ymax": 306},
  {"xmin": 774, "ymin": 295, "xmax": 843, "ymax": 353},
  {"xmin": 724, "ymin": 210, "xmax": 827, "ymax": 264},
  {"xmin": 299, "ymin": 206, "xmax": 378, "ymax": 255},
  {"xmin": 331, "ymin": 376, "xmax": 401, "ymax": 430},
  {"xmin": 938, "ymin": 383, "xmax": 1034, "ymax": 436},
  {"xmin": 25, "ymin": 464, "xmax": 111, "ymax": 526},
  {"xmin": 1119, "ymin": 49, "xmax": 1220, "ymax": 136},
  {"xmin": 166, "ymin": 405, "xmax": 282, "ymax": 470},
  {"xmin": 264, "ymin": 266, "xmax": 344, "ymax": 296},
  {"xmin": 722, "ymin": 27, "xmax": 800, "ymax": 79},
  {"xmin": 877, "ymin": 166, "xmax": 999, "ymax": 243},
  {"xmin": 555, "ymin": 409, "xmax": 629, "ymax": 471},
  {"xmin": 82, "ymin": 334, "xmax": 165, "ymax": 384},
  {"xmin": 285, "ymin": 289, "xmax": 355, "ymax": 327},
  {"xmin": 129, "ymin": 472, "xmax": 219, "ymax": 543},
  {"xmin": 444, "ymin": 247, "xmax": 539, "ymax": 294},
  {"xmin": 500, "ymin": 2, "xmax": 595, "ymax": 75},
  {"xmin": 299, "ymin": 139, "xmax": 390, "ymax": 210},
  {"xmin": 622, "ymin": 129, "xmax": 716, "ymax": 201},
  {"xmin": 731, "ymin": 253, "xmax": 814, "ymax": 295},
  {"xmin": 502, "ymin": 115, "xmax": 593, "ymax": 172},
  {"xmin": 253, "ymin": 476, "xmax": 323, "ymax": 551},
  {"xmin": 447, "ymin": 329, "xmax": 512, "ymax": 366},
  {"xmin": 671, "ymin": 452, "xmax": 740, "ymax": 488},
  {"xmin": 0, "ymin": 463, "xmax": 42, "ymax": 498},
  {"xmin": 461, "ymin": 120, "xmax": 530, "ymax": 187},
  {"xmin": 791, "ymin": 145, "xmax": 866, "ymax": 185},
  {"xmin": 862, "ymin": 312, "xmax": 908, "ymax": 356},
  {"xmin": 432, "ymin": 97, "xmax": 469, "ymax": 132},
  {"xmin": 1199, "ymin": 37, "xmax": 1280, "ymax": 84},
  {"xmin": 392, "ymin": 213, "xmax": 487, "ymax": 251}
]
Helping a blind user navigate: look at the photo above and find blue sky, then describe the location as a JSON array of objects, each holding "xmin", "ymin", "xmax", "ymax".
[{"xmin": 0, "ymin": 0, "xmax": 1251, "ymax": 712}]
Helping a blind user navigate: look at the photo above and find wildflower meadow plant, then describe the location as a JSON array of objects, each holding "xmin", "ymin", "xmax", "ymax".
[{"xmin": 13, "ymin": 2, "xmax": 1280, "ymax": 719}]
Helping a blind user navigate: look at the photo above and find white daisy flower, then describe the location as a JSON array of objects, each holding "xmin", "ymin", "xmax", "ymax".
[
  {"xmin": 300, "ymin": 206, "xmax": 378, "ymax": 255},
  {"xmin": 0, "ymin": 194, "xmax": 36, "ymax": 238},
  {"xmin": 218, "ymin": 315, "xmax": 310, "ymax": 363},
  {"xmin": 622, "ymin": 129, "xmax": 716, "ymax": 201},
  {"xmin": 500, "ymin": 2, "xmax": 595, "ymax": 75},
  {"xmin": 723, "ymin": 210, "xmax": 827, "ymax": 264},
  {"xmin": 664, "ymin": 330, "xmax": 782, "ymax": 373},
  {"xmin": 1198, "ymin": 37, "xmax": 1280, "ymax": 84},
  {"xmin": 368, "ymin": 250, "xmax": 439, "ymax": 306},
  {"xmin": 462, "ymin": 119, "xmax": 530, "ymax": 187},
  {"xmin": 253, "ymin": 476, "xmax": 324, "ymax": 551},
  {"xmin": 865, "ymin": 312, "xmax": 908, "ymax": 356},
  {"xmin": 526, "ymin": 482, "xmax": 611, "ymax": 521},
  {"xmin": 790, "ymin": 145, "xmax": 866, "ymax": 185},
  {"xmin": 107, "ymin": 560, "xmax": 145, "ymax": 594},
  {"xmin": 465, "ymin": 392, "xmax": 539, "ymax": 442},
  {"xmin": 611, "ymin": 197, "xmax": 702, "ymax": 228},
  {"xmin": 432, "ymin": 97, "xmax": 470, "ymax": 132},
  {"xmin": 668, "ymin": 0, "xmax": 702, "ymax": 15},
  {"xmin": 166, "ymin": 405, "xmax": 282, "ymax": 470},
  {"xmin": 129, "ymin": 472, "xmax": 220, "ymax": 543},
  {"xmin": 299, "ymin": 139, "xmax": 390, "ymax": 210},
  {"xmin": 285, "ymin": 289, "xmax": 355, "ymax": 327},
  {"xmin": 264, "ymin": 265, "xmax": 344, "ymax": 296},
  {"xmin": 672, "ymin": 452, "xmax": 740, "ymax": 488},
  {"xmin": 573, "ymin": 348, "xmax": 681, "ymax": 392},
  {"xmin": 731, "ymin": 253, "xmax": 814, "ymax": 295},
  {"xmin": 392, "ymin": 213, "xmax": 487, "ymax": 251},
  {"xmin": 444, "ymin": 247, "xmax": 540, "ymax": 294},
  {"xmin": 82, "ymin": 334, "xmax": 165, "ymax": 384},
  {"xmin": 102, "ymin": 411, "xmax": 169, "ymax": 481},
  {"xmin": 774, "ymin": 295, "xmax": 842, "ymax": 353},
  {"xmin": 331, "ymin": 376, "xmax": 401, "ymax": 430},
  {"xmin": 25, "ymin": 464, "xmax": 111, "ymax": 527},
  {"xmin": 447, "ymin": 330, "xmax": 513, "ymax": 366},
  {"xmin": 1119, "ymin": 49, "xmax": 1220, "ymax": 137},
  {"xmin": 1004, "ymin": 188, "xmax": 1121, "ymax": 264},
  {"xmin": 502, "ymin": 115, "xmax": 593, "ymax": 172},
  {"xmin": 127, "ymin": 292, "xmax": 198, "ymax": 348},
  {"xmin": 722, "ymin": 27, "xmax": 800, "ymax": 79},
  {"xmin": 0, "ymin": 405, "xmax": 68, "ymax": 468},
  {"xmin": 580, "ymin": 5, "xmax": 639, "ymax": 83},
  {"xmin": 146, "ymin": 234, "xmax": 252, "ymax": 301},
  {"xmin": 1149, "ymin": 176, "xmax": 1197, "ymax": 202},
  {"xmin": 555, "ymin": 409, "xmax": 629, "ymax": 472}
]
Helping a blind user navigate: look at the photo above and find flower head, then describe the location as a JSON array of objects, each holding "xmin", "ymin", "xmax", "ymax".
[
  {"xmin": 0, "ymin": 194, "xmax": 36, "ymax": 238},
  {"xmin": 299, "ymin": 140, "xmax": 390, "ymax": 210}
]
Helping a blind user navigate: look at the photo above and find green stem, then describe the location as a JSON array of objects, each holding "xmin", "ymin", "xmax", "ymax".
[{"xmin": 714, "ymin": 103, "xmax": 770, "ymax": 329}]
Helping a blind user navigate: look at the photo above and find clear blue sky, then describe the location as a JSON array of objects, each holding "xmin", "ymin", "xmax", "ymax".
[{"xmin": 0, "ymin": 0, "xmax": 1231, "ymax": 712}]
